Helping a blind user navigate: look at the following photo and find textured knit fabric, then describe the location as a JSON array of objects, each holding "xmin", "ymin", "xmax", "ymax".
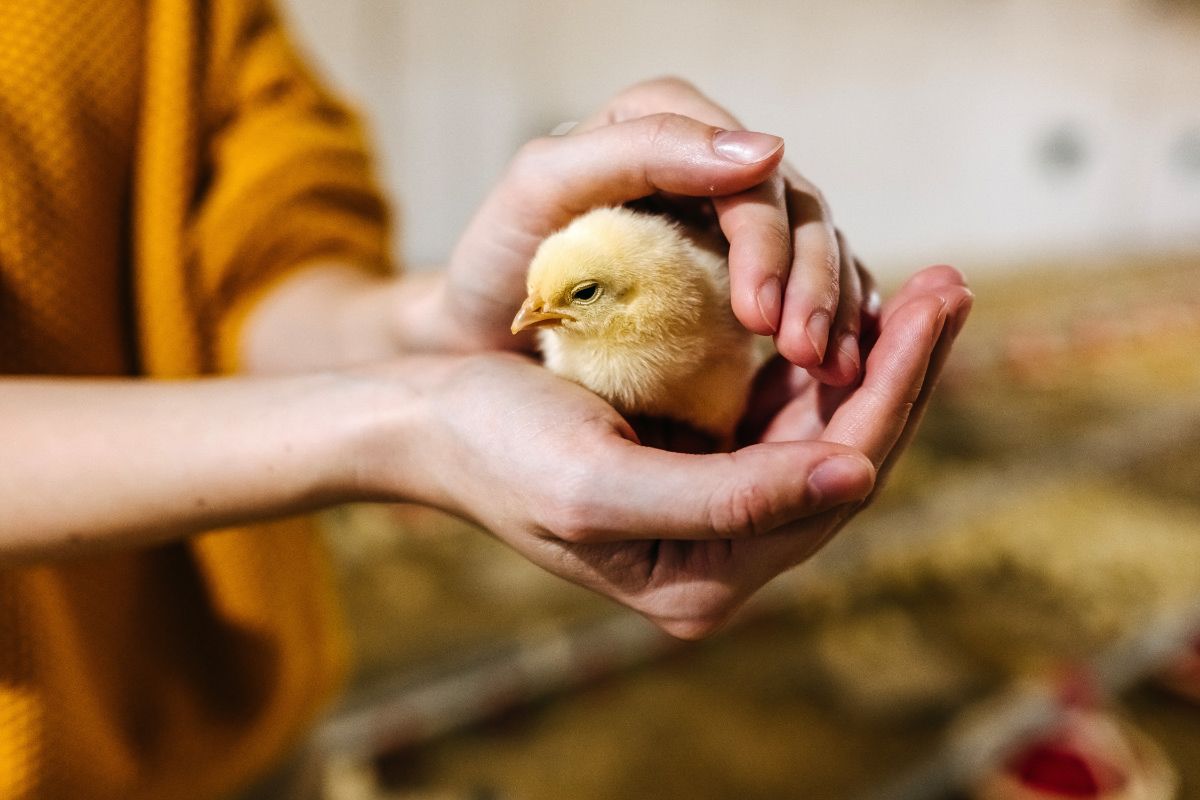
[{"xmin": 0, "ymin": 0, "xmax": 393, "ymax": 797}]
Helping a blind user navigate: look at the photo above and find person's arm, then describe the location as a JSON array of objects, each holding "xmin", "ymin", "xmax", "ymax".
[
  {"xmin": 0, "ymin": 372, "xmax": 379, "ymax": 560},
  {"xmin": 234, "ymin": 265, "xmax": 455, "ymax": 374},
  {"xmin": 0, "ymin": 354, "xmax": 872, "ymax": 569}
]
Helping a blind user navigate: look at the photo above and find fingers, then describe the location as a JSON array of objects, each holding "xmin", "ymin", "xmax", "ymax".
[
  {"xmin": 540, "ymin": 438, "xmax": 875, "ymax": 544},
  {"xmin": 805, "ymin": 230, "xmax": 865, "ymax": 386},
  {"xmin": 713, "ymin": 174, "xmax": 791, "ymax": 334},
  {"xmin": 880, "ymin": 264, "xmax": 968, "ymax": 325},
  {"xmin": 576, "ymin": 79, "xmax": 806, "ymax": 340},
  {"xmin": 874, "ymin": 283, "xmax": 972, "ymax": 487},
  {"xmin": 503, "ymin": 113, "xmax": 784, "ymax": 226},
  {"xmin": 707, "ymin": 160, "xmax": 868, "ymax": 384},
  {"xmin": 821, "ymin": 296, "xmax": 946, "ymax": 466},
  {"xmin": 772, "ymin": 178, "xmax": 842, "ymax": 371},
  {"xmin": 820, "ymin": 268, "xmax": 973, "ymax": 468},
  {"xmin": 575, "ymin": 78, "xmax": 862, "ymax": 376}
]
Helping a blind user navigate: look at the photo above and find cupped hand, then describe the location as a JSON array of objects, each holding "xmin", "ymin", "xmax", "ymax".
[
  {"xmin": 442, "ymin": 77, "xmax": 870, "ymax": 385},
  {"xmin": 544, "ymin": 265, "xmax": 971, "ymax": 638},
  {"xmin": 364, "ymin": 266, "xmax": 971, "ymax": 639},
  {"xmin": 355, "ymin": 349, "xmax": 874, "ymax": 634}
]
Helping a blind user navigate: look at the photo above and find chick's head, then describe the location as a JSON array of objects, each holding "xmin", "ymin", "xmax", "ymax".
[{"xmin": 511, "ymin": 207, "xmax": 708, "ymax": 343}]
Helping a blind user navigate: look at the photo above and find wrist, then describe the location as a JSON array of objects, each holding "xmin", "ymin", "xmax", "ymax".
[
  {"xmin": 241, "ymin": 263, "xmax": 400, "ymax": 373},
  {"xmin": 391, "ymin": 271, "xmax": 519, "ymax": 354},
  {"xmin": 323, "ymin": 356, "xmax": 459, "ymax": 507},
  {"xmin": 387, "ymin": 270, "xmax": 458, "ymax": 353}
]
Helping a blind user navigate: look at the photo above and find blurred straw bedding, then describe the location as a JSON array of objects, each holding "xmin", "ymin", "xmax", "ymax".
[{"xmin": 318, "ymin": 257, "xmax": 1200, "ymax": 799}]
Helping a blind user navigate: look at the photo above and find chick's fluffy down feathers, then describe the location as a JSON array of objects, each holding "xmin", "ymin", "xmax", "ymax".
[{"xmin": 522, "ymin": 206, "xmax": 770, "ymax": 441}]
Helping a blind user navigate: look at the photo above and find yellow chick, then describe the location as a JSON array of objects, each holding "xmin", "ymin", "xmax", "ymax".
[{"xmin": 511, "ymin": 206, "xmax": 769, "ymax": 444}]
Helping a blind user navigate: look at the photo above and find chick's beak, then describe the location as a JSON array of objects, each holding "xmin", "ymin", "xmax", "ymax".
[{"xmin": 511, "ymin": 296, "xmax": 571, "ymax": 334}]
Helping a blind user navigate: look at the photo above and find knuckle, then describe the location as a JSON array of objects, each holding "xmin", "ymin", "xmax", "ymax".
[
  {"xmin": 765, "ymin": 219, "xmax": 793, "ymax": 261},
  {"xmin": 506, "ymin": 137, "xmax": 562, "ymax": 203},
  {"xmin": 733, "ymin": 211, "xmax": 791, "ymax": 261},
  {"xmin": 801, "ymin": 245, "xmax": 841, "ymax": 311},
  {"xmin": 548, "ymin": 505, "xmax": 592, "ymax": 544},
  {"xmin": 640, "ymin": 112, "xmax": 689, "ymax": 151},
  {"xmin": 551, "ymin": 508, "xmax": 592, "ymax": 544},
  {"xmin": 786, "ymin": 184, "xmax": 823, "ymax": 218},
  {"xmin": 544, "ymin": 471, "xmax": 598, "ymax": 543},
  {"xmin": 812, "ymin": 290, "xmax": 841, "ymax": 320},
  {"xmin": 820, "ymin": 238, "xmax": 841, "ymax": 279},
  {"xmin": 511, "ymin": 136, "xmax": 556, "ymax": 175},
  {"xmin": 707, "ymin": 479, "xmax": 774, "ymax": 539}
]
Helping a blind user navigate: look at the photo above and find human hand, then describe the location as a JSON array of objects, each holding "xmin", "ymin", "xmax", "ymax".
[
  {"xmin": 624, "ymin": 265, "xmax": 972, "ymax": 637},
  {"xmin": 357, "ymin": 265, "xmax": 970, "ymax": 638},
  {"xmin": 754, "ymin": 264, "xmax": 971, "ymax": 486},
  {"xmin": 565, "ymin": 266, "xmax": 970, "ymax": 638},
  {"xmin": 352, "ymin": 350, "xmax": 875, "ymax": 636},
  {"xmin": 441, "ymin": 77, "xmax": 871, "ymax": 385}
]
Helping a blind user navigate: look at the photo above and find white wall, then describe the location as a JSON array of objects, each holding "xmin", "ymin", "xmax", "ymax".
[{"xmin": 281, "ymin": 0, "xmax": 1200, "ymax": 278}]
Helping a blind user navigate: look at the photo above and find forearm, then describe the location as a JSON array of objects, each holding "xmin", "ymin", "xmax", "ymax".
[
  {"xmin": 0, "ymin": 372, "xmax": 408, "ymax": 563},
  {"xmin": 239, "ymin": 263, "xmax": 474, "ymax": 374}
]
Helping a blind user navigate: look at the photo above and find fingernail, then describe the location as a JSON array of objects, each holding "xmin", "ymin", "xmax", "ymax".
[
  {"xmin": 808, "ymin": 456, "xmax": 873, "ymax": 506},
  {"xmin": 713, "ymin": 130, "xmax": 784, "ymax": 165},
  {"xmin": 837, "ymin": 333, "xmax": 861, "ymax": 374},
  {"xmin": 806, "ymin": 311, "xmax": 830, "ymax": 363},
  {"xmin": 756, "ymin": 277, "xmax": 781, "ymax": 333}
]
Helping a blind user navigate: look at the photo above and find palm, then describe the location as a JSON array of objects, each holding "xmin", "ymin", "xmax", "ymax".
[
  {"xmin": 541, "ymin": 368, "xmax": 858, "ymax": 635},
  {"xmin": 745, "ymin": 358, "xmax": 854, "ymax": 445},
  {"xmin": 430, "ymin": 267, "xmax": 969, "ymax": 639}
]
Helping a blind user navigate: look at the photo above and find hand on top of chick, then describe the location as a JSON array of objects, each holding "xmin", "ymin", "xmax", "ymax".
[{"xmin": 512, "ymin": 205, "xmax": 835, "ymax": 449}]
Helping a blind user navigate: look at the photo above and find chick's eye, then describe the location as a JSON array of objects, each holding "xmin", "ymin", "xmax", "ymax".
[{"xmin": 571, "ymin": 282, "xmax": 601, "ymax": 303}]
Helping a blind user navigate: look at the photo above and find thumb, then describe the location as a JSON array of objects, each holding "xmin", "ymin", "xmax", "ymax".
[
  {"xmin": 502, "ymin": 113, "xmax": 784, "ymax": 224},
  {"xmin": 560, "ymin": 439, "xmax": 875, "ymax": 543}
]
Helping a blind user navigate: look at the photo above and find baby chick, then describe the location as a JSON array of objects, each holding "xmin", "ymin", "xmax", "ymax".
[{"xmin": 511, "ymin": 206, "xmax": 769, "ymax": 444}]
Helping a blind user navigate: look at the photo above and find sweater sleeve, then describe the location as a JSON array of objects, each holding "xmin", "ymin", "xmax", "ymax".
[{"xmin": 192, "ymin": 0, "xmax": 395, "ymax": 372}]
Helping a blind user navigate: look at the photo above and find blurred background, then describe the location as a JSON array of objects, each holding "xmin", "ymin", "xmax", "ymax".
[
  {"xmin": 278, "ymin": 1, "xmax": 1200, "ymax": 797},
  {"xmin": 284, "ymin": 0, "xmax": 1200, "ymax": 276}
]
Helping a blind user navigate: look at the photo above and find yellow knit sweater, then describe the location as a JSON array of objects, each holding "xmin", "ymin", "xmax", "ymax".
[{"xmin": 0, "ymin": 0, "xmax": 392, "ymax": 797}]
